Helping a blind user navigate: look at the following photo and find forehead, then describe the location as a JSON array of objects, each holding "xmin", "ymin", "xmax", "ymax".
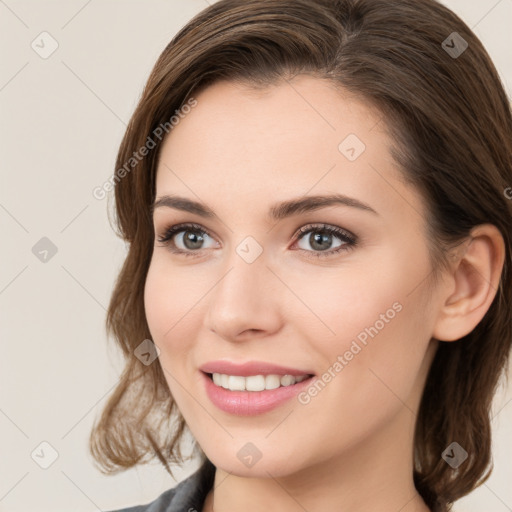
[
  {"xmin": 154, "ymin": 76, "xmax": 424, "ymax": 223},
  {"xmin": 158, "ymin": 76, "xmax": 380, "ymax": 172}
]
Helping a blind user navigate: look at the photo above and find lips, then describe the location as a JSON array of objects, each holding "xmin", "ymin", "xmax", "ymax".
[
  {"xmin": 199, "ymin": 360, "xmax": 315, "ymax": 377},
  {"xmin": 201, "ymin": 370, "xmax": 315, "ymax": 415}
]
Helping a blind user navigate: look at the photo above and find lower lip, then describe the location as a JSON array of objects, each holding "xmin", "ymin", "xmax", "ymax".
[{"xmin": 201, "ymin": 371, "xmax": 315, "ymax": 416}]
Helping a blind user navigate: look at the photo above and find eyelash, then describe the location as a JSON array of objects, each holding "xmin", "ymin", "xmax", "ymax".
[{"xmin": 156, "ymin": 222, "xmax": 357, "ymax": 259}]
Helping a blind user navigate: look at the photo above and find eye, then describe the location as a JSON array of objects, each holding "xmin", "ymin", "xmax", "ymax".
[
  {"xmin": 292, "ymin": 223, "xmax": 357, "ymax": 259},
  {"xmin": 156, "ymin": 222, "xmax": 357, "ymax": 259},
  {"xmin": 156, "ymin": 222, "xmax": 217, "ymax": 258}
]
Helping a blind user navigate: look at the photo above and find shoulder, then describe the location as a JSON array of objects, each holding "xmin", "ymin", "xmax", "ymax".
[{"xmin": 105, "ymin": 458, "xmax": 215, "ymax": 512}]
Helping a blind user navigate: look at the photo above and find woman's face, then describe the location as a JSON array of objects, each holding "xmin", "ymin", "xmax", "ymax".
[{"xmin": 145, "ymin": 76, "xmax": 442, "ymax": 477}]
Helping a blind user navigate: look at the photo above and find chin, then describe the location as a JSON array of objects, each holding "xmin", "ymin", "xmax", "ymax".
[{"xmin": 204, "ymin": 443, "xmax": 309, "ymax": 478}]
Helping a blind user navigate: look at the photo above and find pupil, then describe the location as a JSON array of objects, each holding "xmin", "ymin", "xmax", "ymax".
[
  {"xmin": 311, "ymin": 232, "xmax": 331, "ymax": 251},
  {"xmin": 184, "ymin": 231, "xmax": 203, "ymax": 249}
]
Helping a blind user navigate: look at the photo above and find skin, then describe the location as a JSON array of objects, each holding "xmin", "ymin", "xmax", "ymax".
[{"xmin": 144, "ymin": 76, "xmax": 505, "ymax": 512}]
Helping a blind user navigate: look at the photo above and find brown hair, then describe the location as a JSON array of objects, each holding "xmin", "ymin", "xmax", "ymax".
[{"xmin": 89, "ymin": 1, "xmax": 512, "ymax": 510}]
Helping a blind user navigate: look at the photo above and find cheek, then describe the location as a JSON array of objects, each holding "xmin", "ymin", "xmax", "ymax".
[
  {"xmin": 144, "ymin": 258, "xmax": 206, "ymax": 405},
  {"xmin": 279, "ymin": 258, "xmax": 402, "ymax": 349},
  {"xmin": 308, "ymin": 241, "xmax": 431, "ymax": 355},
  {"xmin": 293, "ymin": 299, "xmax": 428, "ymax": 458},
  {"xmin": 289, "ymin": 248, "xmax": 432, "ymax": 411},
  {"xmin": 144, "ymin": 260, "xmax": 171, "ymax": 342},
  {"xmin": 143, "ymin": 256, "xmax": 203, "ymax": 358}
]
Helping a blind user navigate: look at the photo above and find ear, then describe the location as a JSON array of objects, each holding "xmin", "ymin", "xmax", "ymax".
[{"xmin": 432, "ymin": 224, "xmax": 506, "ymax": 342}]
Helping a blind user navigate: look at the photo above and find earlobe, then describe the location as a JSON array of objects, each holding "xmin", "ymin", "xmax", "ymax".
[{"xmin": 432, "ymin": 224, "xmax": 505, "ymax": 342}]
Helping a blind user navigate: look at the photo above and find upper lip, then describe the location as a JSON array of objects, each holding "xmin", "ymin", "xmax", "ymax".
[{"xmin": 199, "ymin": 360, "xmax": 315, "ymax": 377}]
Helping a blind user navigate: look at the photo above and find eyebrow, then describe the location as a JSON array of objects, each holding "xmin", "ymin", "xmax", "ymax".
[{"xmin": 152, "ymin": 193, "xmax": 378, "ymax": 220}]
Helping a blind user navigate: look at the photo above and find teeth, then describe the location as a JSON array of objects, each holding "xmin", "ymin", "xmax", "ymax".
[{"xmin": 211, "ymin": 373, "xmax": 310, "ymax": 391}]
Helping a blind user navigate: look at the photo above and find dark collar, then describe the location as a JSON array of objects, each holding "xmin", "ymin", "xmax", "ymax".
[{"xmin": 166, "ymin": 457, "xmax": 216, "ymax": 512}]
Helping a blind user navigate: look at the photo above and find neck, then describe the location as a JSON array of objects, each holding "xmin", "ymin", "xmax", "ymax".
[{"xmin": 204, "ymin": 406, "xmax": 430, "ymax": 512}]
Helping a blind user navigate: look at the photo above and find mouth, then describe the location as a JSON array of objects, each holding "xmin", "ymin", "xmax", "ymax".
[
  {"xmin": 203, "ymin": 371, "xmax": 315, "ymax": 391},
  {"xmin": 200, "ymin": 370, "xmax": 316, "ymax": 415}
]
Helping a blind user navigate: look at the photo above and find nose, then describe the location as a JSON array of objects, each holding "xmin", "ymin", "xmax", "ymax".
[{"xmin": 204, "ymin": 248, "xmax": 283, "ymax": 342}]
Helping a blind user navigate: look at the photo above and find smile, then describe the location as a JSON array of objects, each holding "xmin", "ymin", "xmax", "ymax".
[
  {"xmin": 201, "ymin": 371, "xmax": 315, "ymax": 415},
  {"xmin": 210, "ymin": 372, "xmax": 309, "ymax": 391}
]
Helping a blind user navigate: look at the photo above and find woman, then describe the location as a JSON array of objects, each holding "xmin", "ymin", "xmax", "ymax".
[{"xmin": 89, "ymin": 0, "xmax": 512, "ymax": 511}]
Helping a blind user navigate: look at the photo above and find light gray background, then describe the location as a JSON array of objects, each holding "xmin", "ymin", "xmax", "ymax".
[{"xmin": 1, "ymin": 1, "xmax": 511, "ymax": 511}]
